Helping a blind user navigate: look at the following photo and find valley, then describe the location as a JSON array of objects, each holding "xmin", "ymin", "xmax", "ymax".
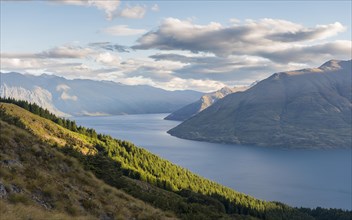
[
  {"xmin": 1, "ymin": 1, "xmax": 351, "ymax": 218},
  {"xmin": 1, "ymin": 100, "xmax": 351, "ymax": 219},
  {"xmin": 74, "ymin": 113, "xmax": 352, "ymax": 210}
]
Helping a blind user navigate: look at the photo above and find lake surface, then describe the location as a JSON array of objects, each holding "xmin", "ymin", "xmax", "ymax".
[{"xmin": 74, "ymin": 114, "xmax": 352, "ymax": 210}]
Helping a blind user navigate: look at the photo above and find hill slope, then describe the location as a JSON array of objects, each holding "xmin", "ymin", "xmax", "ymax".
[
  {"xmin": 165, "ymin": 86, "xmax": 247, "ymax": 121},
  {"xmin": 0, "ymin": 119, "xmax": 174, "ymax": 219},
  {"xmin": 168, "ymin": 60, "xmax": 352, "ymax": 148},
  {"xmin": 0, "ymin": 72, "xmax": 202, "ymax": 116}
]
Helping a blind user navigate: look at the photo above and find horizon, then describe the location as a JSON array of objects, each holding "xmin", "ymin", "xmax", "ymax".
[
  {"xmin": 1, "ymin": 0, "xmax": 351, "ymax": 92},
  {"xmin": 1, "ymin": 58, "xmax": 351, "ymax": 93}
]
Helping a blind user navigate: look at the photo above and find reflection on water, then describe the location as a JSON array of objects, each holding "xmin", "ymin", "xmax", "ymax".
[{"xmin": 74, "ymin": 114, "xmax": 352, "ymax": 210}]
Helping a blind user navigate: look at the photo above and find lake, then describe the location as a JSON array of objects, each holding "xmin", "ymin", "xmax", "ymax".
[{"xmin": 74, "ymin": 114, "xmax": 352, "ymax": 210}]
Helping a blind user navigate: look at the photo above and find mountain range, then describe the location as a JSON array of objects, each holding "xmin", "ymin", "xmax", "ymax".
[
  {"xmin": 0, "ymin": 72, "xmax": 202, "ymax": 116},
  {"xmin": 165, "ymin": 86, "xmax": 247, "ymax": 121},
  {"xmin": 168, "ymin": 60, "xmax": 352, "ymax": 149}
]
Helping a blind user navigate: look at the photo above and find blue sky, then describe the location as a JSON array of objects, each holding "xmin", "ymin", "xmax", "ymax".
[{"xmin": 1, "ymin": 0, "xmax": 351, "ymax": 91}]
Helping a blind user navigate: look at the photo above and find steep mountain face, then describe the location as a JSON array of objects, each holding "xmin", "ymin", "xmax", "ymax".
[
  {"xmin": 165, "ymin": 86, "xmax": 247, "ymax": 121},
  {"xmin": 168, "ymin": 60, "xmax": 352, "ymax": 149},
  {"xmin": 0, "ymin": 72, "xmax": 202, "ymax": 116},
  {"xmin": 0, "ymin": 84, "xmax": 68, "ymax": 117}
]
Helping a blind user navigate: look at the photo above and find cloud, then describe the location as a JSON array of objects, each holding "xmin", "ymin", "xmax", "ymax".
[
  {"xmin": 57, "ymin": 0, "xmax": 120, "ymax": 20},
  {"xmin": 259, "ymin": 40, "xmax": 351, "ymax": 64},
  {"xmin": 56, "ymin": 84, "xmax": 71, "ymax": 91},
  {"xmin": 103, "ymin": 25, "xmax": 146, "ymax": 36},
  {"xmin": 268, "ymin": 22, "xmax": 345, "ymax": 42},
  {"xmin": 133, "ymin": 18, "xmax": 349, "ymax": 62},
  {"xmin": 17, "ymin": 0, "xmax": 147, "ymax": 20},
  {"xmin": 80, "ymin": 111, "xmax": 110, "ymax": 116},
  {"xmin": 0, "ymin": 55, "xmax": 99, "ymax": 80},
  {"xmin": 119, "ymin": 57, "xmax": 187, "ymax": 80},
  {"xmin": 39, "ymin": 46, "xmax": 94, "ymax": 58},
  {"xmin": 1, "ymin": 14, "xmax": 350, "ymax": 93},
  {"xmin": 95, "ymin": 52, "xmax": 121, "ymax": 66},
  {"xmin": 151, "ymin": 4, "xmax": 159, "ymax": 12},
  {"xmin": 2, "ymin": 45, "xmax": 94, "ymax": 59},
  {"xmin": 150, "ymin": 53, "xmax": 276, "ymax": 81},
  {"xmin": 89, "ymin": 42, "xmax": 130, "ymax": 52},
  {"xmin": 56, "ymin": 84, "xmax": 78, "ymax": 101},
  {"xmin": 117, "ymin": 5, "xmax": 146, "ymax": 19},
  {"xmin": 111, "ymin": 75, "xmax": 227, "ymax": 92},
  {"xmin": 161, "ymin": 77, "xmax": 227, "ymax": 92}
]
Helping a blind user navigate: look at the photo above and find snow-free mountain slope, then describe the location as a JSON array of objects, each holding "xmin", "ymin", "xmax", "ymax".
[
  {"xmin": 0, "ymin": 72, "xmax": 202, "ymax": 116},
  {"xmin": 165, "ymin": 86, "xmax": 247, "ymax": 121},
  {"xmin": 168, "ymin": 60, "xmax": 352, "ymax": 148}
]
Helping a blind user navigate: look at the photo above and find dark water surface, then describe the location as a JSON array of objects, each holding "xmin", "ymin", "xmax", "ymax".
[{"xmin": 74, "ymin": 114, "xmax": 352, "ymax": 210}]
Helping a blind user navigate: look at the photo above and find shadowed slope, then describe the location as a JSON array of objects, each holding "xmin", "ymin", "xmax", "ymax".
[
  {"xmin": 168, "ymin": 60, "xmax": 352, "ymax": 148},
  {"xmin": 165, "ymin": 86, "xmax": 247, "ymax": 121}
]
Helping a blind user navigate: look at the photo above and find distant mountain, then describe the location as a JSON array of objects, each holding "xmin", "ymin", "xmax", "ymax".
[
  {"xmin": 168, "ymin": 60, "xmax": 352, "ymax": 149},
  {"xmin": 165, "ymin": 86, "xmax": 247, "ymax": 121},
  {"xmin": 0, "ymin": 72, "xmax": 202, "ymax": 116}
]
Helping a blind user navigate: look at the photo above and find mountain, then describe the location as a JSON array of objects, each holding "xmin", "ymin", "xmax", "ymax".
[
  {"xmin": 165, "ymin": 86, "xmax": 247, "ymax": 121},
  {"xmin": 168, "ymin": 60, "xmax": 352, "ymax": 149},
  {"xmin": 4, "ymin": 99, "xmax": 348, "ymax": 219},
  {"xmin": 0, "ymin": 72, "xmax": 202, "ymax": 116}
]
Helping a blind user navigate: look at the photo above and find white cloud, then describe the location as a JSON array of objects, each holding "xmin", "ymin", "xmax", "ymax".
[
  {"xmin": 56, "ymin": 84, "xmax": 70, "ymax": 91},
  {"xmin": 103, "ymin": 25, "xmax": 146, "ymax": 36},
  {"xmin": 58, "ymin": 0, "xmax": 120, "ymax": 20},
  {"xmin": 95, "ymin": 52, "xmax": 121, "ymax": 66},
  {"xmin": 1, "ymin": 58, "xmax": 43, "ymax": 69},
  {"xmin": 162, "ymin": 77, "xmax": 227, "ymax": 92},
  {"xmin": 2, "ymin": 45, "xmax": 95, "ymax": 59},
  {"xmin": 111, "ymin": 75, "xmax": 227, "ymax": 92},
  {"xmin": 119, "ymin": 57, "xmax": 187, "ymax": 80},
  {"xmin": 134, "ymin": 18, "xmax": 349, "ymax": 61},
  {"xmin": 151, "ymin": 4, "xmax": 159, "ymax": 12},
  {"xmin": 1, "ymin": 13, "xmax": 350, "ymax": 94},
  {"xmin": 48, "ymin": 0, "xmax": 148, "ymax": 20},
  {"xmin": 116, "ymin": 76, "xmax": 157, "ymax": 86},
  {"xmin": 40, "ymin": 46, "xmax": 94, "ymax": 58},
  {"xmin": 268, "ymin": 22, "xmax": 346, "ymax": 42},
  {"xmin": 56, "ymin": 84, "xmax": 78, "ymax": 101},
  {"xmin": 118, "ymin": 5, "xmax": 146, "ymax": 19},
  {"xmin": 229, "ymin": 18, "xmax": 240, "ymax": 24},
  {"xmin": 60, "ymin": 91, "xmax": 78, "ymax": 101}
]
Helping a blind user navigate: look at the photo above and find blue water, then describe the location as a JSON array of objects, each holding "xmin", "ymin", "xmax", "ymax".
[{"xmin": 74, "ymin": 114, "xmax": 352, "ymax": 210}]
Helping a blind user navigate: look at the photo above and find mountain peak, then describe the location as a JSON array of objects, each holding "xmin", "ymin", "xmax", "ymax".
[
  {"xmin": 168, "ymin": 60, "xmax": 352, "ymax": 148},
  {"xmin": 319, "ymin": 59, "xmax": 351, "ymax": 71}
]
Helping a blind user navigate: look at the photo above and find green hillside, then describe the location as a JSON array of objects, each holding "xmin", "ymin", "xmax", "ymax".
[
  {"xmin": 0, "ymin": 114, "xmax": 174, "ymax": 219},
  {"xmin": 1, "ymin": 99, "xmax": 351, "ymax": 220}
]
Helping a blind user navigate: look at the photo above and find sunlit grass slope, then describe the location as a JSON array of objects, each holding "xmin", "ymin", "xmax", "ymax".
[{"xmin": 0, "ymin": 119, "xmax": 175, "ymax": 219}]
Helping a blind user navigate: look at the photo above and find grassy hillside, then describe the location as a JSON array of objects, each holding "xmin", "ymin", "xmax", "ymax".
[
  {"xmin": 1, "ymin": 100, "xmax": 351, "ymax": 220},
  {"xmin": 0, "ymin": 120, "xmax": 174, "ymax": 220}
]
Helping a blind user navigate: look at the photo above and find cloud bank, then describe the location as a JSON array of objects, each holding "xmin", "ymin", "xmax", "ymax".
[
  {"xmin": 1, "ymin": 17, "xmax": 351, "ymax": 92},
  {"xmin": 134, "ymin": 18, "xmax": 350, "ymax": 63}
]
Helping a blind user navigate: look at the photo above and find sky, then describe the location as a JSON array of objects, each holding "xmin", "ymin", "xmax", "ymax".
[{"xmin": 1, "ymin": 0, "xmax": 351, "ymax": 92}]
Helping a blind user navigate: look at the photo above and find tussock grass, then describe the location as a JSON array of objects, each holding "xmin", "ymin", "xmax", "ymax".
[{"xmin": 0, "ymin": 119, "xmax": 176, "ymax": 219}]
